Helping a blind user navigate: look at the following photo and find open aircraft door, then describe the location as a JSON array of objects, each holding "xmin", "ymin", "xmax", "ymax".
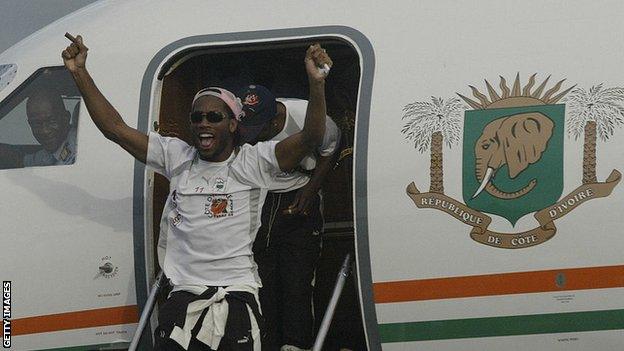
[{"xmin": 140, "ymin": 28, "xmax": 374, "ymax": 350}]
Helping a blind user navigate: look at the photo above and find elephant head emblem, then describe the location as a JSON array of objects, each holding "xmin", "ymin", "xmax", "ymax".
[{"xmin": 473, "ymin": 112, "xmax": 554, "ymax": 199}]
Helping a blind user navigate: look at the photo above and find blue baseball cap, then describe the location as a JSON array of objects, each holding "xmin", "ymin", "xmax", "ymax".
[{"xmin": 237, "ymin": 84, "xmax": 277, "ymax": 143}]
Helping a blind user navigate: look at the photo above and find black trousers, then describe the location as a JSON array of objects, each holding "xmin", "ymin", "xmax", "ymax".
[
  {"xmin": 252, "ymin": 190, "xmax": 323, "ymax": 350},
  {"xmin": 154, "ymin": 288, "xmax": 263, "ymax": 351}
]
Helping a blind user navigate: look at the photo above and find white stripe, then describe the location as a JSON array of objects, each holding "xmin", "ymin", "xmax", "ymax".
[{"xmin": 246, "ymin": 304, "xmax": 261, "ymax": 351}]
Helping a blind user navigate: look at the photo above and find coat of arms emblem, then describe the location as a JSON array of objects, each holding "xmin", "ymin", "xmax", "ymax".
[{"xmin": 402, "ymin": 74, "xmax": 622, "ymax": 248}]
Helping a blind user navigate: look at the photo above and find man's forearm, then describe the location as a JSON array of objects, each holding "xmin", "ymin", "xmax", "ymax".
[
  {"xmin": 63, "ymin": 34, "xmax": 148, "ymax": 162},
  {"xmin": 306, "ymin": 154, "xmax": 334, "ymax": 191},
  {"xmin": 301, "ymin": 81, "xmax": 327, "ymax": 150},
  {"xmin": 274, "ymin": 44, "xmax": 331, "ymax": 171},
  {"xmin": 71, "ymin": 68, "xmax": 127, "ymax": 142}
]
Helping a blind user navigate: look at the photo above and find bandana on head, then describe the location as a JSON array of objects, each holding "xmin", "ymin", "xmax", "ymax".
[{"xmin": 192, "ymin": 87, "xmax": 244, "ymax": 120}]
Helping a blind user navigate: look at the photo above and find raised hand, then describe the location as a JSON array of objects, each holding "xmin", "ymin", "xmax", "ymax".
[
  {"xmin": 305, "ymin": 43, "xmax": 333, "ymax": 83},
  {"xmin": 61, "ymin": 33, "xmax": 88, "ymax": 72}
]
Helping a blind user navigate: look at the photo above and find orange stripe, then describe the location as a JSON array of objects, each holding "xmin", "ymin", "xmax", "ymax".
[
  {"xmin": 12, "ymin": 305, "xmax": 139, "ymax": 335},
  {"xmin": 373, "ymin": 265, "xmax": 624, "ymax": 303}
]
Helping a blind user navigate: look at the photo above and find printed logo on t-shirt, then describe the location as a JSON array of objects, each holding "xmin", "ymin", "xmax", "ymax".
[
  {"xmin": 205, "ymin": 194, "xmax": 234, "ymax": 218},
  {"xmin": 171, "ymin": 190, "xmax": 178, "ymax": 208},
  {"xmin": 170, "ymin": 211, "xmax": 181, "ymax": 227},
  {"xmin": 214, "ymin": 177, "xmax": 225, "ymax": 192}
]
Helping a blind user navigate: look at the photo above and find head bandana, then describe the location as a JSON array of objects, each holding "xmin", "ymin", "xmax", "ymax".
[{"xmin": 192, "ymin": 87, "xmax": 244, "ymax": 120}]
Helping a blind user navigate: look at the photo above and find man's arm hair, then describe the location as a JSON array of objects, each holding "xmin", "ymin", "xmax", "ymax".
[
  {"xmin": 275, "ymin": 44, "xmax": 331, "ymax": 171},
  {"xmin": 63, "ymin": 34, "xmax": 148, "ymax": 163}
]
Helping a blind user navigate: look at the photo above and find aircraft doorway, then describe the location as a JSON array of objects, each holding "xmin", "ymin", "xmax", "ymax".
[{"xmin": 151, "ymin": 38, "xmax": 364, "ymax": 350}]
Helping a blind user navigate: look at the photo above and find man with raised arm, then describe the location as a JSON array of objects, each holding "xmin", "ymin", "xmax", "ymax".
[
  {"xmin": 236, "ymin": 84, "xmax": 341, "ymax": 351},
  {"xmin": 62, "ymin": 33, "xmax": 332, "ymax": 351}
]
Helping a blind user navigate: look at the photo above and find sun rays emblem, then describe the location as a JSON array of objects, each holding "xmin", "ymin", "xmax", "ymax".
[
  {"xmin": 403, "ymin": 73, "xmax": 622, "ymax": 249},
  {"xmin": 456, "ymin": 73, "xmax": 575, "ymax": 110}
]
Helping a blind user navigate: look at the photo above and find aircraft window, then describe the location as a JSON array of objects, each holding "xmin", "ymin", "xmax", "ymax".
[{"xmin": 0, "ymin": 67, "xmax": 80, "ymax": 170}]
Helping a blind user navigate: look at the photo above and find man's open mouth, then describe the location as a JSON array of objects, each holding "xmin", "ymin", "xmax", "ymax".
[{"xmin": 198, "ymin": 133, "xmax": 215, "ymax": 149}]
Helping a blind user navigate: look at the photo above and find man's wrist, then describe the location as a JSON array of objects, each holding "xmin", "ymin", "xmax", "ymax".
[
  {"xmin": 308, "ymin": 79, "xmax": 326, "ymax": 89},
  {"xmin": 70, "ymin": 66, "xmax": 88, "ymax": 78},
  {"xmin": 305, "ymin": 179, "xmax": 322, "ymax": 192}
]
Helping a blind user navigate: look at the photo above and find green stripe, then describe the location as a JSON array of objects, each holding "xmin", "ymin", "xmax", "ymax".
[{"xmin": 379, "ymin": 309, "xmax": 624, "ymax": 343}]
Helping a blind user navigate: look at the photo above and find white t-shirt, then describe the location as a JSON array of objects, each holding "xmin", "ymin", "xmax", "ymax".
[
  {"xmin": 147, "ymin": 132, "xmax": 288, "ymax": 287},
  {"xmin": 270, "ymin": 98, "xmax": 341, "ymax": 192}
]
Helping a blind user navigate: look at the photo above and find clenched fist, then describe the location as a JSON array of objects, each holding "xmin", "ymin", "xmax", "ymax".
[
  {"xmin": 62, "ymin": 33, "xmax": 88, "ymax": 73},
  {"xmin": 305, "ymin": 43, "xmax": 333, "ymax": 83}
]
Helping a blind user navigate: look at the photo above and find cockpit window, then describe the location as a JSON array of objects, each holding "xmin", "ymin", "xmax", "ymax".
[{"xmin": 0, "ymin": 67, "xmax": 80, "ymax": 169}]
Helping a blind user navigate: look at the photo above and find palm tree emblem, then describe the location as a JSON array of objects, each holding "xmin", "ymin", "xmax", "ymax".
[
  {"xmin": 401, "ymin": 97, "xmax": 463, "ymax": 193},
  {"xmin": 566, "ymin": 84, "xmax": 624, "ymax": 184}
]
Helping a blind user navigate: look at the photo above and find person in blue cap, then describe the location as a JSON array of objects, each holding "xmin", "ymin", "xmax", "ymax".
[{"xmin": 237, "ymin": 84, "xmax": 341, "ymax": 351}]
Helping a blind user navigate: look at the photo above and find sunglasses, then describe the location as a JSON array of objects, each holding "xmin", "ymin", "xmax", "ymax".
[{"xmin": 189, "ymin": 111, "xmax": 227, "ymax": 124}]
